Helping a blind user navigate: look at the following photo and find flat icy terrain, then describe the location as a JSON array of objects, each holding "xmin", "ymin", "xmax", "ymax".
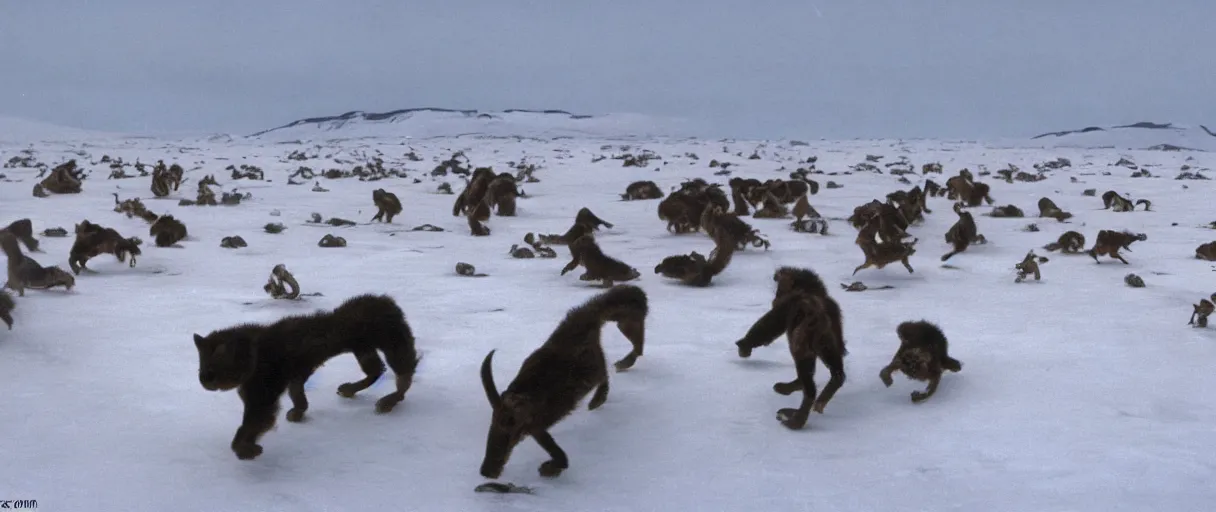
[{"xmin": 1, "ymin": 121, "xmax": 1214, "ymax": 512}]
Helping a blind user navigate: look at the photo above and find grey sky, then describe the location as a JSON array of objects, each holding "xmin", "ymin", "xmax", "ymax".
[{"xmin": 2, "ymin": 0, "xmax": 1213, "ymax": 139}]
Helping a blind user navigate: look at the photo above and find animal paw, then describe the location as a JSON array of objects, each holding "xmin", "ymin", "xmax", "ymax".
[
  {"xmin": 613, "ymin": 355, "xmax": 637, "ymax": 372},
  {"xmin": 772, "ymin": 382, "xmax": 799, "ymax": 395},
  {"xmin": 285, "ymin": 408, "xmax": 306, "ymax": 422},
  {"xmin": 911, "ymin": 391, "xmax": 929, "ymax": 403},
  {"xmin": 336, "ymin": 383, "xmax": 360, "ymax": 398},
  {"xmin": 374, "ymin": 396, "xmax": 402, "ymax": 414},
  {"xmin": 735, "ymin": 341, "xmax": 753, "ymax": 358},
  {"xmin": 776, "ymin": 408, "xmax": 807, "ymax": 430},
  {"xmin": 811, "ymin": 400, "xmax": 828, "ymax": 414},
  {"xmin": 232, "ymin": 442, "xmax": 263, "ymax": 460},
  {"xmin": 880, "ymin": 372, "xmax": 894, "ymax": 387},
  {"xmin": 538, "ymin": 460, "xmax": 566, "ymax": 478}
]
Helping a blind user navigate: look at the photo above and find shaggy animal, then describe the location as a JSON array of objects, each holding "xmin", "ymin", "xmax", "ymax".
[
  {"xmin": 987, "ymin": 204, "xmax": 1024, "ymax": 218},
  {"xmin": 878, "ymin": 321, "xmax": 963, "ymax": 403},
  {"xmin": 701, "ymin": 204, "xmax": 770, "ymax": 250},
  {"xmin": 36, "ymin": 160, "xmax": 84, "ymax": 195},
  {"xmin": 220, "ymin": 236, "xmax": 247, "ymax": 249},
  {"xmin": 113, "ymin": 193, "xmax": 157, "ymax": 222},
  {"xmin": 1087, "ymin": 230, "xmax": 1147, "ymax": 264},
  {"xmin": 560, "ymin": 236, "xmax": 640, "ymax": 287},
  {"xmin": 536, "ymin": 208, "xmax": 614, "ymax": 246},
  {"xmin": 1190, "ymin": 297, "xmax": 1215, "ymax": 328},
  {"xmin": 923, "ymin": 179, "xmax": 945, "ymax": 197},
  {"xmin": 751, "ymin": 191, "xmax": 791, "ymax": 219},
  {"xmin": 0, "ymin": 219, "xmax": 39, "ymax": 252},
  {"xmin": 621, "ymin": 180, "xmax": 664, "ymax": 201},
  {"xmin": 1101, "ymin": 191, "xmax": 1134, "ymax": 212},
  {"xmin": 0, "ymin": 290, "xmax": 12, "ymax": 330},
  {"xmin": 847, "ymin": 199, "xmax": 910, "ymax": 243},
  {"xmin": 942, "ymin": 203, "xmax": 982, "ymax": 261},
  {"xmin": 1196, "ymin": 241, "xmax": 1216, "ymax": 261},
  {"xmin": 1043, "ymin": 231, "xmax": 1086, "ymax": 253},
  {"xmin": 486, "ymin": 173, "xmax": 521, "ymax": 216},
  {"xmin": 653, "ymin": 228, "xmax": 737, "ymax": 287},
  {"xmin": 747, "ymin": 178, "xmax": 817, "ymax": 207},
  {"xmin": 728, "ymin": 177, "xmax": 762, "ymax": 215},
  {"xmin": 150, "ymin": 162, "xmax": 183, "ymax": 197},
  {"xmin": 1036, "ymin": 197, "xmax": 1073, "ymax": 222},
  {"xmin": 263, "ymin": 264, "xmax": 300, "ymax": 299},
  {"xmin": 452, "ymin": 167, "xmax": 497, "ymax": 217},
  {"xmin": 1014, "ymin": 251, "xmax": 1049, "ymax": 283},
  {"xmin": 852, "ymin": 220, "xmax": 918, "ymax": 275},
  {"xmin": 68, "ymin": 221, "xmax": 142, "ymax": 274},
  {"xmin": 370, "ymin": 189, "xmax": 403, "ymax": 223},
  {"xmin": 657, "ymin": 182, "xmax": 730, "ymax": 233},
  {"xmin": 318, "ymin": 234, "xmax": 347, "ymax": 248},
  {"xmin": 193, "ymin": 294, "xmax": 419, "ymax": 460},
  {"xmin": 149, "ymin": 215, "xmax": 187, "ymax": 247},
  {"xmin": 734, "ymin": 271, "xmax": 846, "ymax": 430},
  {"xmin": 2, "ymin": 233, "xmax": 75, "ymax": 296},
  {"xmin": 479, "ymin": 285, "xmax": 648, "ymax": 478}
]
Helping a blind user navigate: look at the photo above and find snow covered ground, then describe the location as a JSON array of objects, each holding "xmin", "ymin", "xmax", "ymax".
[{"xmin": 1, "ymin": 120, "xmax": 1215, "ymax": 512}]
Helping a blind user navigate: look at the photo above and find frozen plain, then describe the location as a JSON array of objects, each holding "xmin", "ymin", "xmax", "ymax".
[{"xmin": 1, "ymin": 114, "xmax": 1215, "ymax": 512}]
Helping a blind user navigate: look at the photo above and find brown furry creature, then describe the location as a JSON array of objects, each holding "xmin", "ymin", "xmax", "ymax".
[
  {"xmin": 37, "ymin": 160, "xmax": 84, "ymax": 195},
  {"xmin": 701, "ymin": 204, "xmax": 770, "ymax": 250},
  {"xmin": 653, "ymin": 228, "xmax": 737, "ymax": 287},
  {"xmin": 478, "ymin": 285, "xmax": 647, "ymax": 479},
  {"xmin": 560, "ymin": 235, "xmax": 641, "ymax": 287},
  {"xmin": 68, "ymin": 221, "xmax": 142, "ymax": 274},
  {"xmin": 1087, "ymin": 230, "xmax": 1147, "ymax": 264},
  {"xmin": 1191, "ymin": 298, "xmax": 1214, "ymax": 328},
  {"xmin": 747, "ymin": 179, "xmax": 816, "ymax": 207},
  {"xmin": 657, "ymin": 181, "xmax": 730, "ymax": 233},
  {"xmin": 879, "ymin": 321, "xmax": 963, "ymax": 403},
  {"xmin": 621, "ymin": 180, "xmax": 664, "ymax": 201},
  {"xmin": 965, "ymin": 181, "xmax": 994, "ymax": 207},
  {"xmin": 751, "ymin": 191, "xmax": 791, "ymax": 219},
  {"xmin": 467, "ymin": 200, "xmax": 492, "ymax": 236},
  {"xmin": 1101, "ymin": 190, "xmax": 1134, "ymax": 212},
  {"xmin": 1043, "ymin": 231, "xmax": 1086, "ymax": 253},
  {"xmin": 923, "ymin": 179, "xmax": 945, "ymax": 197},
  {"xmin": 149, "ymin": 215, "xmax": 187, "ymax": 247},
  {"xmin": 1195, "ymin": 242, "xmax": 1216, "ymax": 261},
  {"xmin": 370, "ymin": 189, "xmax": 403, "ymax": 223},
  {"xmin": 193, "ymin": 294, "xmax": 419, "ymax": 460},
  {"xmin": 536, "ymin": 208, "xmax": 614, "ymax": 246},
  {"xmin": 486, "ymin": 173, "xmax": 521, "ymax": 216},
  {"xmin": 987, "ymin": 204, "xmax": 1024, "ymax": 218},
  {"xmin": 2, "ymin": 233, "xmax": 75, "ymax": 296},
  {"xmin": 942, "ymin": 203, "xmax": 982, "ymax": 261},
  {"xmin": 264, "ymin": 264, "xmax": 300, "ymax": 299},
  {"xmin": 150, "ymin": 162, "xmax": 184, "ymax": 197},
  {"xmin": 853, "ymin": 220, "xmax": 918, "ymax": 275},
  {"xmin": 1014, "ymin": 251, "xmax": 1049, "ymax": 283},
  {"xmin": 0, "ymin": 219, "xmax": 40, "ymax": 253},
  {"xmin": 0, "ymin": 289, "xmax": 12, "ymax": 330},
  {"xmin": 1036, "ymin": 197, "xmax": 1073, "ymax": 222},
  {"xmin": 452, "ymin": 167, "xmax": 497, "ymax": 217},
  {"xmin": 734, "ymin": 269, "xmax": 846, "ymax": 430},
  {"xmin": 848, "ymin": 199, "xmax": 911, "ymax": 243},
  {"xmin": 728, "ymin": 177, "xmax": 762, "ymax": 215}
]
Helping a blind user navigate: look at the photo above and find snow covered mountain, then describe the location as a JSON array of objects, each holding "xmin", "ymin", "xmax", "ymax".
[
  {"xmin": 1027, "ymin": 121, "xmax": 1216, "ymax": 152},
  {"xmin": 249, "ymin": 108, "xmax": 707, "ymax": 142}
]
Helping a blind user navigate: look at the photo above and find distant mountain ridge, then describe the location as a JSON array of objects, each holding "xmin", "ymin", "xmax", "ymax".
[
  {"xmin": 1030, "ymin": 121, "xmax": 1216, "ymax": 151},
  {"xmin": 251, "ymin": 107, "xmax": 595, "ymax": 137}
]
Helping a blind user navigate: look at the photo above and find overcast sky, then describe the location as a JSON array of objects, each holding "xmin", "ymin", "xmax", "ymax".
[{"xmin": 1, "ymin": 0, "xmax": 1212, "ymax": 139}]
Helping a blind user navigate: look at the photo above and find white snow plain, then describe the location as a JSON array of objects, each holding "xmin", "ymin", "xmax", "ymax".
[{"xmin": 1, "ymin": 117, "xmax": 1215, "ymax": 512}]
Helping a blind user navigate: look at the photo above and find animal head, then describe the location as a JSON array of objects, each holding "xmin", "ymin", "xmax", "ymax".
[
  {"xmin": 193, "ymin": 329, "xmax": 259, "ymax": 392},
  {"xmin": 479, "ymin": 350, "xmax": 534, "ymax": 479}
]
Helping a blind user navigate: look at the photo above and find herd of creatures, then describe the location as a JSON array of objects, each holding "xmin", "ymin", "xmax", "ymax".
[{"xmin": 2, "ymin": 149, "xmax": 1215, "ymax": 491}]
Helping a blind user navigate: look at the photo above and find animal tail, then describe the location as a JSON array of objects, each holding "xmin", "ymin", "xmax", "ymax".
[
  {"xmin": 940, "ymin": 250, "xmax": 961, "ymax": 262},
  {"xmin": 942, "ymin": 356, "xmax": 963, "ymax": 372},
  {"xmin": 0, "ymin": 232, "xmax": 23, "ymax": 263}
]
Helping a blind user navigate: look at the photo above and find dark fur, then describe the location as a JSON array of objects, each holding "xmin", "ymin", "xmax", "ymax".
[
  {"xmin": 853, "ymin": 221, "xmax": 917, "ymax": 275},
  {"xmin": 1195, "ymin": 242, "xmax": 1216, "ymax": 261},
  {"xmin": 701, "ymin": 204, "xmax": 770, "ymax": 250},
  {"xmin": 370, "ymin": 189, "xmax": 403, "ymax": 223},
  {"xmin": 149, "ymin": 215, "xmax": 187, "ymax": 247},
  {"xmin": 0, "ymin": 289, "xmax": 12, "ymax": 330},
  {"xmin": 486, "ymin": 173, "xmax": 520, "ymax": 216},
  {"xmin": 193, "ymin": 294, "xmax": 419, "ymax": 460},
  {"xmin": 479, "ymin": 285, "xmax": 648, "ymax": 478},
  {"xmin": 653, "ymin": 227, "xmax": 737, "ymax": 287},
  {"xmin": 942, "ymin": 202, "xmax": 981, "ymax": 261},
  {"xmin": 1087, "ymin": 230, "xmax": 1146, "ymax": 264},
  {"xmin": 2, "ymin": 233, "xmax": 74, "ymax": 296},
  {"xmin": 1014, "ymin": 251, "xmax": 1049, "ymax": 283},
  {"xmin": 537, "ymin": 208, "xmax": 614, "ymax": 245},
  {"xmin": 560, "ymin": 235, "xmax": 640, "ymax": 287},
  {"xmin": 734, "ymin": 285, "xmax": 846, "ymax": 430},
  {"xmin": 1191, "ymin": 299, "xmax": 1214, "ymax": 328},
  {"xmin": 728, "ymin": 177, "xmax": 762, "ymax": 215},
  {"xmin": 0, "ymin": 219, "xmax": 40, "ymax": 252},
  {"xmin": 1043, "ymin": 231, "xmax": 1086, "ymax": 253},
  {"xmin": 68, "ymin": 221, "xmax": 142, "ymax": 275},
  {"xmin": 621, "ymin": 180, "xmax": 665, "ymax": 201},
  {"xmin": 879, "ymin": 321, "xmax": 963, "ymax": 403},
  {"xmin": 1036, "ymin": 197, "xmax": 1073, "ymax": 222},
  {"xmin": 452, "ymin": 167, "xmax": 497, "ymax": 216}
]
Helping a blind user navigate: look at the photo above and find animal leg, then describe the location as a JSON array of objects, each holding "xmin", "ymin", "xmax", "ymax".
[
  {"xmin": 1113, "ymin": 251, "xmax": 1129, "ymax": 264},
  {"xmin": 879, "ymin": 358, "xmax": 901, "ymax": 387},
  {"xmin": 375, "ymin": 343, "xmax": 419, "ymax": 413},
  {"xmin": 231, "ymin": 391, "xmax": 281, "ymax": 460},
  {"xmin": 812, "ymin": 350, "xmax": 846, "ymax": 414},
  {"xmin": 776, "ymin": 357, "xmax": 818, "ymax": 430},
  {"xmin": 773, "ymin": 379, "xmax": 801, "ymax": 395},
  {"xmin": 911, "ymin": 374, "xmax": 941, "ymax": 403},
  {"xmin": 901, "ymin": 257, "xmax": 915, "ymax": 274},
  {"xmin": 852, "ymin": 260, "xmax": 872, "ymax": 275},
  {"xmin": 735, "ymin": 304, "xmax": 793, "ymax": 358},
  {"xmin": 371, "ymin": 210, "xmax": 384, "ymax": 222},
  {"xmin": 531, "ymin": 430, "xmax": 570, "ymax": 477},
  {"xmin": 588, "ymin": 381, "xmax": 610, "ymax": 410},
  {"xmin": 337, "ymin": 349, "xmax": 386, "ymax": 398},
  {"xmin": 385, "ymin": 212, "xmax": 395, "ymax": 223},
  {"xmin": 613, "ymin": 318, "xmax": 645, "ymax": 371},
  {"xmin": 285, "ymin": 376, "xmax": 310, "ymax": 422}
]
